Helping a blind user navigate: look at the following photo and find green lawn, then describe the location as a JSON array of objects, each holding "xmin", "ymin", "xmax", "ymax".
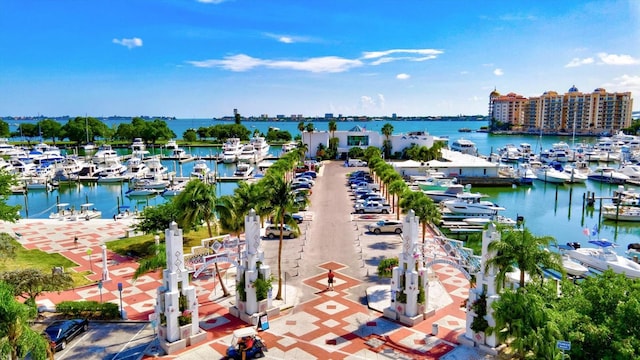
[{"xmin": 0, "ymin": 235, "xmax": 92, "ymax": 286}]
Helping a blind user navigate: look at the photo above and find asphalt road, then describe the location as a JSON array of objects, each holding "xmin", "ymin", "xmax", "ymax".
[
  {"xmin": 53, "ymin": 321, "xmax": 155, "ymax": 360},
  {"xmin": 260, "ymin": 161, "xmax": 384, "ymax": 306}
]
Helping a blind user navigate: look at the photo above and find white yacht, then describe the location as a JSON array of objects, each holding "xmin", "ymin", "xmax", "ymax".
[
  {"xmin": 130, "ymin": 138, "xmax": 149, "ymax": 158},
  {"xmin": 587, "ymin": 166, "xmax": 630, "ymax": 184},
  {"xmin": 423, "ymin": 184, "xmax": 471, "ymax": 203},
  {"xmin": 96, "ymin": 160, "xmax": 127, "ymax": 182},
  {"xmin": 442, "ymin": 193, "xmax": 505, "ymax": 215},
  {"xmin": 237, "ymin": 144, "xmax": 258, "ymax": 163},
  {"xmin": 144, "ymin": 156, "xmax": 168, "ymax": 178},
  {"xmin": 190, "ymin": 159, "xmax": 211, "ymax": 179},
  {"xmin": 281, "ymin": 141, "xmax": 298, "ymax": 154},
  {"xmin": 620, "ymin": 164, "xmax": 640, "ymax": 180},
  {"xmin": 124, "ymin": 157, "xmax": 149, "ymax": 179},
  {"xmin": 561, "ymin": 165, "xmax": 588, "ymax": 183},
  {"xmin": 221, "ymin": 138, "xmax": 242, "ymax": 163},
  {"xmin": 566, "ymin": 240, "xmax": 640, "ymax": 279},
  {"xmin": 92, "ymin": 144, "xmax": 119, "ymax": 164},
  {"xmin": 535, "ymin": 165, "xmax": 570, "ymax": 183},
  {"xmin": 56, "ymin": 157, "xmax": 85, "ymax": 179},
  {"xmin": 234, "ymin": 163, "xmax": 254, "ymax": 178},
  {"xmin": 165, "ymin": 139, "xmax": 179, "ymax": 151},
  {"xmin": 250, "ymin": 136, "xmax": 270, "ymax": 159},
  {"xmin": 450, "ymin": 138, "xmax": 477, "ymax": 156}
]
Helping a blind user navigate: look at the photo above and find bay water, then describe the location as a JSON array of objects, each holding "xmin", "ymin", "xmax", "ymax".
[{"xmin": 6, "ymin": 119, "xmax": 639, "ymax": 254}]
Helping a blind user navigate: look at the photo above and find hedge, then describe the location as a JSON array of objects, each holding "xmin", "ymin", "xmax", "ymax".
[{"xmin": 55, "ymin": 301, "xmax": 120, "ymax": 320}]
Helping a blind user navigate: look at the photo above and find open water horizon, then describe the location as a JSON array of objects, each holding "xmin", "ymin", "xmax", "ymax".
[{"xmin": 6, "ymin": 119, "xmax": 639, "ymax": 255}]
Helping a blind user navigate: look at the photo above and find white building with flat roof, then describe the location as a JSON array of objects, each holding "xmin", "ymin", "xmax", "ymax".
[{"xmin": 302, "ymin": 125, "xmax": 445, "ymax": 159}]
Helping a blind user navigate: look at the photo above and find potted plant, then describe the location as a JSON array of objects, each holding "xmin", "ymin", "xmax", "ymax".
[{"xmin": 470, "ymin": 292, "xmax": 489, "ymax": 334}]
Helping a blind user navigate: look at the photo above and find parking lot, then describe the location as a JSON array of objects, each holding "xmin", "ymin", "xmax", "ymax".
[{"xmin": 51, "ymin": 321, "xmax": 155, "ymax": 360}]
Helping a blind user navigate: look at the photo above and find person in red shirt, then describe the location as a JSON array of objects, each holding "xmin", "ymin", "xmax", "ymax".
[{"xmin": 327, "ymin": 269, "xmax": 335, "ymax": 291}]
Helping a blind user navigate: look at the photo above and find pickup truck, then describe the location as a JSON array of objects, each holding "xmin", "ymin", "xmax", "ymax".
[{"xmin": 354, "ymin": 202, "xmax": 391, "ymax": 214}]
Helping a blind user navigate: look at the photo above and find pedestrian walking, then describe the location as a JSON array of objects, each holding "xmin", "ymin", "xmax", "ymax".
[
  {"xmin": 74, "ymin": 236, "xmax": 78, "ymax": 248},
  {"xmin": 327, "ymin": 269, "xmax": 335, "ymax": 291}
]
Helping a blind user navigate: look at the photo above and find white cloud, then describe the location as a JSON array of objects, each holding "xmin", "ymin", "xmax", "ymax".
[
  {"xmin": 565, "ymin": 57, "xmax": 595, "ymax": 68},
  {"xmin": 493, "ymin": 68, "xmax": 504, "ymax": 76},
  {"xmin": 396, "ymin": 73, "xmax": 410, "ymax": 80},
  {"xmin": 359, "ymin": 94, "xmax": 386, "ymax": 111},
  {"xmin": 597, "ymin": 53, "xmax": 640, "ymax": 65},
  {"xmin": 361, "ymin": 49, "xmax": 443, "ymax": 60},
  {"xmin": 264, "ymin": 33, "xmax": 311, "ymax": 44},
  {"xmin": 604, "ymin": 74, "xmax": 640, "ymax": 94},
  {"xmin": 187, "ymin": 54, "xmax": 362, "ymax": 73},
  {"xmin": 112, "ymin": 37, "xmax": 143, "ymax": 49},
  {"xmin": 187, "ymin": 47, "xmax": 440, "ymax": 73}
]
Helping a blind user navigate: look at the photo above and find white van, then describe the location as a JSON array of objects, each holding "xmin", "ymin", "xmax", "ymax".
[{"xmin": 348, "ymin": 159, "xmax": 367, "ymax": 167}]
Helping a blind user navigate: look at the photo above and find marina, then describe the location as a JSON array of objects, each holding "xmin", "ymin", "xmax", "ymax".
[{"xmin": 3, "ymin": 119, "xmax": 639, "ymax": 257}]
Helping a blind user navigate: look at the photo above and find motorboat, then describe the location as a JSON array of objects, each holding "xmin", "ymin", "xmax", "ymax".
[
  {"xmin": 250, "ymin": 136, "xmax": 270, "ymax": 160},
  {"xmin": 423, "ymin": 184, "xmax": 471, "ymax": 203},
  {"xmin": 92, "ymin": 144, "xmax": 119, "ymax": 164},
  {"xmin": 442, "ymin": 193, "xmax": 505, "ymax": 215},
  {"xmin": 49, "ymin": 203, "xmax": 71, "ymax": 220},
  {"xmin": 190, "ymin": 159, "xmax": 211, "ymax": 179},
  {"xmin": 601, "ymin": 205, "xmax": 640, "ymax": 222},
  {"xmin": 165, "ymin": 139, "xmax": 179, "ymax": 151},
  {"xmin": 561, "ymin": 253, "xmax": 590, "ymax": 277},
  {"xmin": 123, "ymin": 157, "xmax": 149, "ymax": 179},
  {"xmin": 561, "ymin": 165, "xmax": 588, "ymax": 183},
  {"xmin": 70, "ymin": 203, "xmax": 102, "ymax": 221},
  {"xmin": 620, "ymin": 164, "xmax": 640, "ymax": 180},
  {"xmin": 516, "ymin": 163, "xmax": 537, "ymax": 185},
  {"xmin": 414, "ymin": 176, "xmax": 458, "ymax": 192},
  {"xmin": 587, "ymin": 166, "xmax": 630, "ymax": 184},
  {"xmin": 281, "ymin": 141, "xmax": 298, "ymax": 154},
  {"xmin": 498, "ymin": 144, "xmax": 521, "ymax": 162},
  {"xmin": 221, "ymin": 138, "xmax": 242, "ymax": 163},
  {"xmin": 96, "ymin": 160, "xmax": 127, "ymax": 182},
  {"xmin": 144, "ymin": 156, "xmax": 168, "ymax": 178},
  {"xmin": 130, "ymin": 138, "xmax": 149, "ymax": 158},
  {"xmin": 565, "ymin": 240, "xmax": 640, "ymax": 279},
  {"xmin": 168, "ymin": 147, "xmax": 192, "ymax": 160},
  {"xmin": 234, "ymin": 163, "xmax": 254, "ymax": 177},
  {"xmin": 54, "ymin": 157, "xmax": 85, "ymax": 180},
  {"xmin": 450, "ymin": 138, "xmax": 477, "ymax": 156},
  {"xmin": 463, "ymin": 216, "xmax": 517, "ymax": 227},
  {"xmin": 24, "ymin": 176, "xmax": 52, "ymax": 191},
  {"xmin": 535, "ymin": 165, "xmax": 570, "ymax": 183},
  {"xmin": 237, "ymin": 144, "xmax": 258, "ymax": 163}
]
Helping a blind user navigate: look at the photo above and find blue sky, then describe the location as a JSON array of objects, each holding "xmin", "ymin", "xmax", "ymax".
[{"xmin": 1, "ymin": 0, "xmax": 639, "ymax": 118}]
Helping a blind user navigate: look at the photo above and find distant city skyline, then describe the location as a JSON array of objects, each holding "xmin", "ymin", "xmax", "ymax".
[{"xmin": 1, "ymin": 1, "xmax": 639, "ymax": 118}]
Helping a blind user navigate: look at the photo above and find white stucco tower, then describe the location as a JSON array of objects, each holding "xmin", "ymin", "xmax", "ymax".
[
  {"xmin": 459, "ymin": 222, "xmax": 502, "ymax": 354},
  {"xmin": 229, "ymin": 209, "xmax": 279, "ymax": 324},
  {"xmin": 383, "ymin": 210, "xmax": 428, "ymax": 326},
  {"xmin": 155, "ymin": 222, "xmax": 206, "ymax": 354}
]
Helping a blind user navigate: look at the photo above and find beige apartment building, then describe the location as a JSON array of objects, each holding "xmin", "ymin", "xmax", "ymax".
[{"xmin": 489, "ymin": 86, "xmax": 634, "ymax": 134}]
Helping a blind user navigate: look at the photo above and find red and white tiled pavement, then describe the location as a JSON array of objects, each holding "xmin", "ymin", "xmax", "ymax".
[{"xmin": 1, "ymin": 219, "xmax": 488, "ymax": 359}]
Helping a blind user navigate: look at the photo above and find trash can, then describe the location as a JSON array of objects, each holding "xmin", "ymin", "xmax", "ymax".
[{"xmin": 431, "ymin": 323, "xmax": 439, "ymax": 336}]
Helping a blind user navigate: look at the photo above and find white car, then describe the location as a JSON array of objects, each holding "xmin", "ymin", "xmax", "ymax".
[
  {"xmin": 355, "ymin": 196, "xmax": 385, "ymax": 205},
  {"xmin": 291, "ymin": 178, "xmax": 315, "ymax": 186},
  {"xmin": 354, "ymin": 201, "xmax": 391, "ymax": 214}
]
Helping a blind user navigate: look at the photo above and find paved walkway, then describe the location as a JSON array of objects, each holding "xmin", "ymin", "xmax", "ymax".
[{"xmin": 0, "ymin": 161, "xmax": 494, "ymax": 359}]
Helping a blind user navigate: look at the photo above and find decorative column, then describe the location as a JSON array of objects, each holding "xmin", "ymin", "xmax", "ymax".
[
  {"xmin": 460, "ymin": 222, "xmax": 502, "ymax": 354},
  {"xmin": 101, "ymin": 244, "xmax": 110, "ymax": 282},
  {"xmin": 229, "ymin": 209, "xmax": 277, "ymax": 324},
  {"xmin": 384, "ymin": 210, "xmax": 426, "ymax": 326},
  {"xmin": 155, "ymin": 222, "xmax": 205, "ymax": 354}
]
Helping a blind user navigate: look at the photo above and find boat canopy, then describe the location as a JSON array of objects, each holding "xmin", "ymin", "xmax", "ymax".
[{"xmin": 589, "ymin": 240, "xmax": 615, "ymax": 247}]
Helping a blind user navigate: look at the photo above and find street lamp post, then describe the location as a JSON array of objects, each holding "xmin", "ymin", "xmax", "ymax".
[
  {"xmin": 117, "ymin": 282, "xmax": 124, "ymax": 319},
  {"xmin": 98, "ymin": 280, "xmax": 103, "ymax": 303}
]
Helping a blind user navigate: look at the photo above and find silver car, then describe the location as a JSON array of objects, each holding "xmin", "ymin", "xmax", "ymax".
[{"xmin": 366, "ymin": 220, "xmax": 403, "ymax": 234}]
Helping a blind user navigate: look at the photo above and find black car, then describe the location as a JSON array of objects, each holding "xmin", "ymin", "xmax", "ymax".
[{"xmin": 44, "ymin": 319, "xmax": 89, "ymax": 351}]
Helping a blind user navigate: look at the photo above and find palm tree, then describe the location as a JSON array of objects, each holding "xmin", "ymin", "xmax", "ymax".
[
  {"xmin": 328, "ymin": 120, "xmax": 337, "ymax": 139},
  {"xmin": 485, "ymin": 226, "xmax": 563, "ymax": 290},
  {"xmin": 173, "ymin": 180, "xmax": 230, "ymax": 296},
  {"xmin": 263, "ymin": 175, "xmax": 298, "ymax": 300},
  {"xmin": 400, "ymin": 190, "xmax": 440, "ymax": 243},
  {"xmin": 388, "ymin": 179, "xmax": 408, "ymax": 220},
  {"xmin": 381, "ymin": 123, "xmax": 394, "ymax": 158},
  {"xmin": 305, "ymin": 123, "xmax": 315, "ymax": 159}
]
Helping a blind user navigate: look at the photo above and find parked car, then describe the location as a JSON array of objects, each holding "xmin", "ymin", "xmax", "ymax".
[
  {"xmin": 291, "ymin": 177, "xmax": 314, "ymax": 186},
  {"xmin": 354, "ymin": 201, "xmax": 391, "ymax": 214},
  {"xmin": 44, "ymin": 318, "xmax": 89, "ymax": 351},
  {"xmin": 356, "ymin": 195, "xmax": 385, "ymax": 204},
  {"xmin": 264, "ymin": 224, "xmax": 297, "ymax": 239},
  {"xmin": 291, "ymin": 182, "xmax": 312, "ymax": 190},
  {"xmin": 296, "ymin": 171, "xmax": 317, "ymax": 179},
  {"xmin": 367, "ymin": 220, "xmax": 403, "ymax": 234}
]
